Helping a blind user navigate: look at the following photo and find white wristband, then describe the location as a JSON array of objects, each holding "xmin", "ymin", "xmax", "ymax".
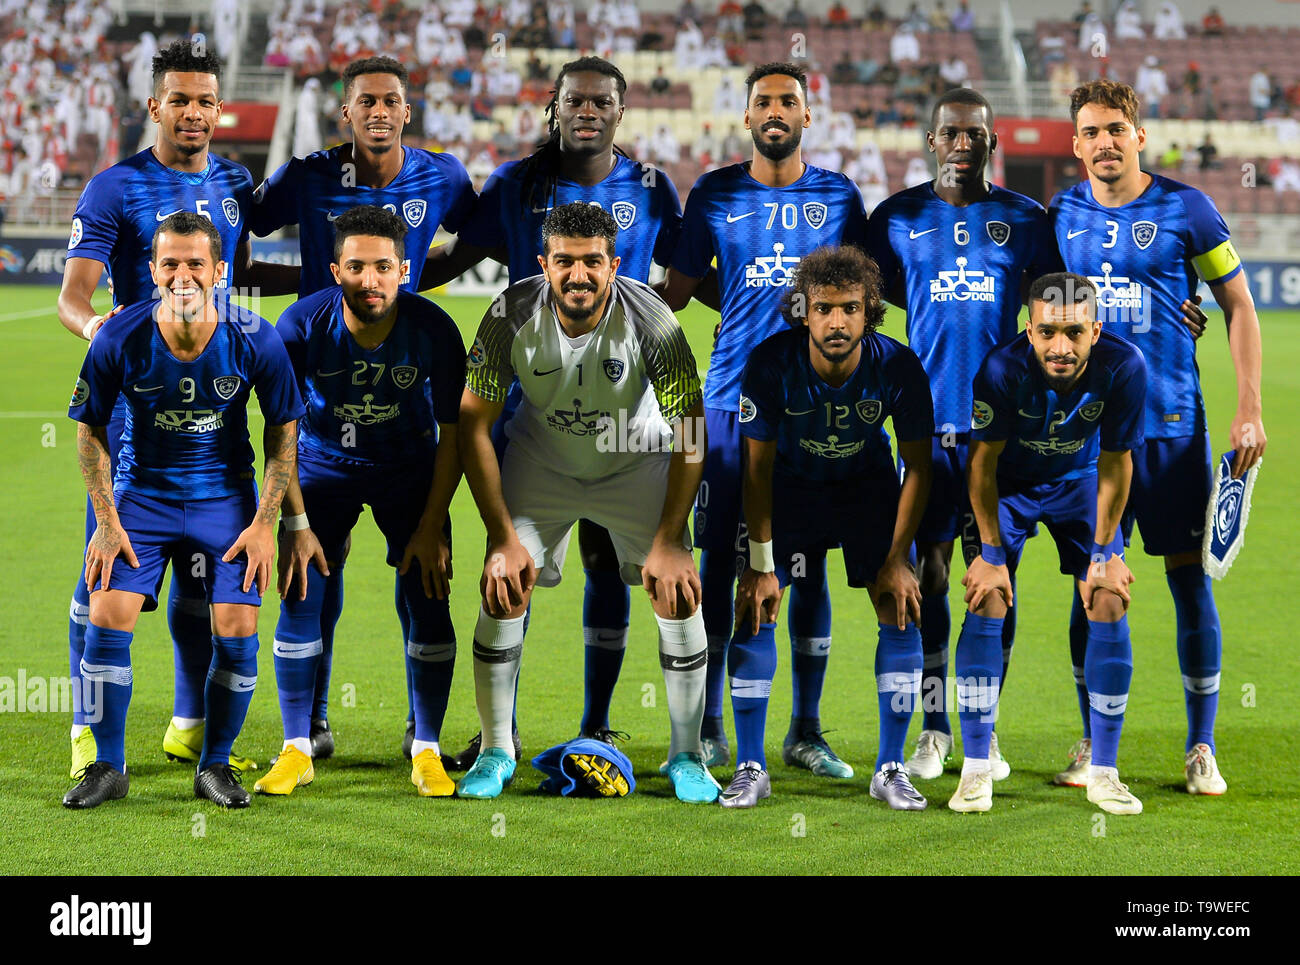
[
  {"xmin": 748, "ymin": 539, "xmax": 775, "ymax": 573},
  {"xmin": 281, "ymin": 513, "xmax": 310, "ymax": 531},
  {"xmin": 81, "ymin": 314, "xmax": 103, "ymax": 340}
]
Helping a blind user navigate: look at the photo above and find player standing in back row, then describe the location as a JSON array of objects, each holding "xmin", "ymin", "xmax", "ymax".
[
  {"xmin": 658, "ymin": 63, "xmax": 869, "ymax": 776},
  {"xmin": 1049, "ymin": 81, "xmax": 1265, "ymax": 794},
  {"xmin": 866, "ymin": 87, "xmax": 1061, "ymax": 784}
]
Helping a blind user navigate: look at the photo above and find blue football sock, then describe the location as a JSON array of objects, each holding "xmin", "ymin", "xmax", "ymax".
[
  {"xmin": 393, "ymin": 571, "xmax": 416, "ymax": 722},
  {"xmin": 581, "ymin": 566, "xmax": 630, "ymax": 734},
  {"xmin": 788, "ymin": 555, "xmax": 832, "ymax": 723},
  {"xmin": 918, "ymin": 591, "xmax": 951, "ymax": 733},
  {"xmin": 1085, "ymin": 616, "xmax": 1132, "ymax": 768},
  {"xmin": 312, "ymin": 566, "xmax": 344, "ymax": 722},
  {"xmin": 876, "ymin": 623, "xmax": 923, "ymax": 769},
  {"xmin": 81, "ymin": 624, "xmax": 133, "ymax": 773},
  {"xmin": 274, "ymin": 566, "xmax": 326, "ymax": 742},
  {"xmin": 167, "ymin": 576, "xmax": 211, "ymax": 721},
  {"xmin": 954, "ymin": 613, "xmax": 1003, "ymax": 761},
  {"xmin": 201, "ymin": 634, "xmax": 258, "ymax": 771},
  {"xmin": 401, "ymin": 567, "xmax": 457, "ymax": 743},
  {"xmin": 1167, "ymin": 564, "xmax": 1221, "ymax": 752},
  {"xmin": 68, "ymin": 583, "xmax": 90, "ymax": 727},
  {"xmin": 699, "ymin": 548, "xmax": 735, "ymax": 727},
  {"xmin": 1069, "ymin": 592, "xmax": 1091, "ymax": 737},
  {"xmin": 728, "ymin": 622, "xmax": 777, "ymax": 768}
]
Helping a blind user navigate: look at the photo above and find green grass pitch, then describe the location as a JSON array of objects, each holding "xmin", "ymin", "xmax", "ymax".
[{"xmin": 0, "ymin": 284, "xmax": 1295, "ymax": 876}]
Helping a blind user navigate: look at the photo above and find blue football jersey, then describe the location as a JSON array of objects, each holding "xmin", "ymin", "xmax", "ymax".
[
  {"xmin": 671, "ymin": 162, "xmax": 869, "ymax": 411},
  {"xmin": 866, "ymin": 182, "xmax": 1061, "ymax": 433},
  {"xmin": 971, "ymin": 328, "xmax": 1147, "ymax": 487},
  {"xmin": 276, "ymin": 288, "xmax": 466, "ymax": 466},
  {"xmin": 739, "ymin": 327, "xmax": 933, "ymax": 483},
  {"xmin": 1049, "ymin": 174, "xmax": 1242, "ymax": 440},
  {"xmin": 66, "ymin": 148, "xmax": 252, "ymax": 305},
  {"xmin": 68, "ymin": 302, "xmax": 305, "ymax": 501},
  {"xmin": 460, "ymin": 154, "xmax": 682, "ymax": 284},
  {"xmin": 250, "ymin": 146, "xmax": 476, "ymax": 297}
]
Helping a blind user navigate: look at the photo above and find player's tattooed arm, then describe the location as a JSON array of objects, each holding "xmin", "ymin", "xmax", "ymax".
[
  {"xmin": 735, "ymin": 436, "xmax": 783, "ymax": 635},
  {"xmin": 459, "ymin": 387, "xmax": 534, "ymax": 615},
  {"xmin": 77, "ymin": 422, "xmax": 138, "ymax": 590},
  {"xmin": 1082, "ymin": 448, "xmax": 1135, "ymax": 611},
  {"xmin": 874, "ymin": 438, "xmax": 930, "ymax": 630},
  {"xmin": 962, "ymin": 439, "xmax": 1013, "ymax": 614},
  {"xmin": 1212, "ymin": 272, "xmax": 1267, "ymax": 477},
  {"xmin": 644, "ymin": 401, "xmax": 707, "ymax": 619},
  {"xmin": 225, "ymin": 420, "xmax": 298, "ymax": 595},
  {"xmin": 399, "ymin": 422, "xmax": 462, "ymax": 600},
  {"xmin": 276, "ymin": 467, "xmax": 329, "ymax": 602},
  {"xmin": 417, "ymin": 239, "xmax": 501, "ymax": 291}
]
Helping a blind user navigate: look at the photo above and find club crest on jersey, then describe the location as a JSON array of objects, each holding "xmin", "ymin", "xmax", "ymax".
[
  {"xmin": 972, "ymin": 400, "xmax": 994, "ymax": 430},
  {"xmin": 611, "ymin": 201, "xmax": 636, "ymax": 231},
  {"xmin": 1132, "ymin": 221, "xmax": 1158, "ymax": 250},
  {"xmin": 402, "ymin": 199, "xmax": 427, "ymax": 228},
  {"xmin": 803, "ymin": 202, "xmax": 828, "ymax": 230},
  {"xmin": 738, "ymin": 394, "xmax": 756, "ymax": 423},
  {"xmin": 856, "ymin": 399, "xmax": 882, "ymax": 424},
  {"xmin": 71, "ymin": 377, "xmax": 89, "ymax": 407},
  {"xmin": 391, "ymin": 365, "xmax": 418, "ymax": 389},
  {"xmin": 467, "ymin": 337, "xmax": 486, "ymax": 369},
  {"xmin": 986, "ymin": 221, "xmax": 1010, "ymax": 246},
  {"xmin": 68, "ymin": 216, "xmax": 83, "ymax": 250},
  {"xmin": 1080, "ymin": 400, "xmax": 1105, "ymax": 422},
  {"xmin": 602, "ymin": 358, "xmax": 625, "ymax": 383},
  {"xmin": 222, "ymin": 197, "xmax": 240, "ymax": 228},
  {"xmin": 212, "ymin": 376, "xmax": 241, "ymax": 400}
]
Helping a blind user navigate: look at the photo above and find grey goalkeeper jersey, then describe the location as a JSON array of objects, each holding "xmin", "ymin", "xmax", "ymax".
[{"xmin": 465, "ymin": 274, "xmax": 702, "ymax": 480}]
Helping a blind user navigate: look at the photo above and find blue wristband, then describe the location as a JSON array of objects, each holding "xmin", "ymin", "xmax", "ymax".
[
  {"xmin": 1090, "ymin": 537, "xmax": 1125, "ymax": 562},
  {"xmin": 980, "ymin": 543, "xmax": 1007, "ymax": 566}
]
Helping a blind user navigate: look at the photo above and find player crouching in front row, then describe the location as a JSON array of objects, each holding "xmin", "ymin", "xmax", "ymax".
[
  {"xmin": 951, "ymin": 272, "xmax": 1147, "ymax": 815},
  {"xmin": 65, "ymin": 212, "xmax": 304, "ymax": 809},
  {"xmin": 729, "ymin": 245, "xmax": 934, "ymax": 809},
  {"xmin": 456, "ymin": 203, "xmax": 716, "ymax": 802}
]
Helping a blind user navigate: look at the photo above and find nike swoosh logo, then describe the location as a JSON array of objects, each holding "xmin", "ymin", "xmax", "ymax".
[
  {"xmin": 155, "ymin": 209, "xmax": 184, "ymax": 221},
  {"xmin": 670, "ymin": 658, "xmax": 698, "ymax": 668},
  {"xmin": 1017, "ymin": 409, "xmax": 1041, "ymax": 418},
  {"xmin": 726, "ymin": 212, "xmax": 755, "ymax": 223},
  {"xmin": 909, "ymin": 228, "xmax": 937, "ymax": 238},
  {"xmin": 316, "ymin": 369, "xmax": 346, "ymax": 377},
  {"xmin": 532, "ymin": 366, "xmax": 562, "ymax": 376},
  {"xmin": 784, "ymin": 407, "xmax": 815, "ymax": 415},
  {"xmin": 532, "ymin": 205, "xmax": 549, "ymax": 214},
  {"xmin": 326, "ymin": 211, "xmax": 340, "ymax": 221},
  {"xmin": 1067, "ymin": 228, "xmax": 1089, "ymax": 239},
  {"xmin": 133, "ymin": 384, "xmax": 164, "ymax": 393}
]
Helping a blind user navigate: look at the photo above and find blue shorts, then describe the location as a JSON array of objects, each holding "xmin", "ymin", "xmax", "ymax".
[
  {"xmin": 86, "ymin": 488, "xmax": 261, "ymax": 609},
  {"xmin": 773, "ymin": 472, "xmax": 900, "ymax": 588},
  {"xmin": 75, "ymin": 402, "xmax": 203, "ymax": 607},
  {"xmin": 914, "ymin": 432, "xmax": 971, "ymax": 546},
  {"xmin": 694, "ymin": 407, "xmax": 745, "ymax": 555},
  {"xmin": 1122, "ymin": 432, "xmax": 1212, "ymax": 557},
  {"xmin": 997, "ymin": 476, "xmax": 1099, "ymax": 581},
  {"xmin": 298, "ymin": 455, "xmax": 442, "ymax": 567}
]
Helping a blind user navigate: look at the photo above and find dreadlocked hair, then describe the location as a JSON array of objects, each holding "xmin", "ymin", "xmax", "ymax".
[{"xmin": 516, "ymin": 56, "xmax": 633, "ymax": 216}]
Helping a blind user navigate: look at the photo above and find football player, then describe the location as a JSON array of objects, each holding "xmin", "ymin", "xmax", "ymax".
[
  {"xmin": 64, "ymin": 213, "xmax": 303, "ymax": 809},
  {"xmin": 1049, "ymin": 81, "xmax": 1265, "ymax": 793},
  {"xmin": 658, "ymin": 63, "xmax": 869, "ymax": 777},
  {"xmin": 728, "ymin": 245, "xmax": 933, "ymax": 809},
  {"xmin": 951, "ymin": 272, "xmax": 1147, "ymax": 815}
]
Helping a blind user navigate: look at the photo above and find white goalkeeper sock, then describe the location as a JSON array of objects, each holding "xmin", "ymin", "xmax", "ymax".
[
  {"xmin": 657, "ymin": 608, "xmax": 708, "ymax": 759},
  {"xmin": 472, "ymin": 606, "xmax": 525, "ymax": 760}
]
